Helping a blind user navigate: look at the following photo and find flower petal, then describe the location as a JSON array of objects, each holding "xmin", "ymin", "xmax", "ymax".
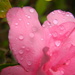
[
  {"xmin": 1, "ymin": 65, "xmax": 34, "ymax": 75},
  {"xmin": 7, "ymin": 7, "xmax": 46, "ymax": 72}
]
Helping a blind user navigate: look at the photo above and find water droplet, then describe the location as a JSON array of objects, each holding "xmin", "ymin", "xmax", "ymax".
[
  {"xmin": 66, "ymin": 60, "xmax": 70, "ymax": 65},
  {"xmin": 19, "ymin": 50, "xmax": 23, "ymax": 54},
  {"xmin": 66, "ymin": 14, "xmax": 70, "ymax": 16},
  {"xmin": 60, "ymin": 71, "xmax": 64, "ymax": 74},
  {"xmin": 52, "ymin": 12, "xmax": 55, "ymax": 14},
  {"xmin": 20, "ymin": 58, "xmax": 23, "ymax": 60},
  {"xmin": 15, "ymin": 23, "xmax": 18, "ymax": 25},
  {"xmin": 27, "ymin": 22, "xmax": 29, "ymax": 25},
  {"xmin": 53, "ymin": 19, "xmax": 58, "ymax": 24},
  {"xmin": 42, "ymin": 24, "xmax": 46, "ymax": 27},
  {"xmin": 52, "ymin": 32, "xmax": 58, "ymax": 37},
  {"xmin": 57, "ymin": 10, "xmax": 62, "ymax": 13},
  {"xmin": 32, "ymin": 27, "xmax": 37, "ymax": 32},
  {"xmin": 19, "ymin": 35, "xmax": 24, "ymax": 40},
  {"xmin": 19, "ymin": 18, "xmax": 22, "ymax": 21},
  {"xmin": 22, "ymin": 45, "xmax": 25, "ymax": 48},
  {"xmin": 26, "ymin": 48, "xmax": 30, "ymax": 51},
  {"xmin": 29, "ymin": 33, "xmax": 34, "ymax": 38},
  {"xmin": 41, "ymin": 38, "xmax": 44, "ymax": 41},
  {"xmin": 47, "ymin": 21, "xmax": 51, "ymax": 26},
  {"xmin": 28, "ymin": 16, "xmax": 30, "ymax": 18},
  {"xmin": 30, "ymin": 8, "xmax": 34, "ymax": 13},
  {"xmin": 27, "ymin": 61, "xmax": 32, "ymax": 65},
  {"xmin": 55, "ymin": 40, "xmax": 61, "ymax": 46},
  {"xmin": 25, "ymin": 15, "xmax": 31, "ymax": 18},
  {"xmin": 59, "ymin": 25, "xmax": 65, "ymax": 30}
]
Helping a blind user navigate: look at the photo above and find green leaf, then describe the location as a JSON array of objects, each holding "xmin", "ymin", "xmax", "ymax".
[
  {"xmin": 35, "ymin": 0, "xmax": 49, "ymax": 15},
  {"xmin": 0, "ymin": 0, "xmax": 12, "ymax": 18},
  {"xmin": 54, "ymin": 0, "xmax": 67, "ymax": 9},
  {"xmin": 0, "ymin": 63, "xmax": 18, "ymax": 71},
  {"xmin": 17, "ymin": 0, "xmax": 29, "ymax": 7},
  {"xmin": 40, "ymin": 15, "xmax": 46, "ymax": 23},
  {"xmin": 0, "ymin": 50, "xmax": 5, "ymax": 64}
]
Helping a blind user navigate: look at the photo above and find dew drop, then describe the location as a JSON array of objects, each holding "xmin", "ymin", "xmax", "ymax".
[
  {"xmin": 22, "ymin": 45, "xmax": 25, "ymax": 48},
  {"xmin": 60, "ymin": 70, "xmax": 64, "ymax": 74},
  {"xmin": 27, "ymin": 61, "xmax": 32, "ymax": 65},
  {"xmin": 66, "ymin": 60, "xmax": 70, "ymax": 65},
  {"xmin": 57, "ymin": 10, "xmax": 62, "ymax": 13},
  {"xmin": 47, "ymin": 21, "xmax": 51, "ymax": 26},
  {"xmin": 42, "ymin": 24, "xmax": 46, "ymax": 28},
  {"xmin": 27, "ymin": 22, "xmax": 30, "ymax": 25},
  {"xmin": 30, "ymin": 8, "xmax": 34, "ymax": 13},
  {"xmin": 59, "ymin": 25, "xmax": 65, "ymax": 30},
  {"xmin": 52, "ymin": 32, "xmax": 58, "ymax": 37},
  {"xmin": 15, "ymin": 23, "xmax": 18, "ymax": 25},
  {"xmin": 19, "ymin": 18, "xmax": 22, "ymax": 21},
  {"xmin": 28, "ymin": 15, "xmax": 31, "ymax": 18},
  {"xmin": 66, "ymin": 14, "xmax": 69, "ymax": 16},
  {"xmin": 19, "ymin": 35, "xmax": 24, "ymax": 40},
  {"xmin": 20, "ymin": 58, "xmax": 23, "ymax": 60},
  {"xmin": 41, "ymin": 38, "xmax": 44, "ymax": 41},
  {"xmin": 55, "ymin": 40, "xmax": 61, "ymax": 46},
  {"xmin": 53, "ymin": 19, "xmax": 58, "ymax": 24},
  {"xmin": 52, "ymin": 12, "xmax": 55, "ymax": 14},
  {"xmin": 19, "ymin": 50, "xmax": 23, "ymax": 54},
  {"xmin": 29, "ymin": 33, "xmax": 34, "ymax": 38},
  {"xmin": 32, "ymin": 27, "xmax": 37, "ymax": 32},
  {"xmin": 26, "ymin": 48, "xmax": 30, "ymax": 51}
]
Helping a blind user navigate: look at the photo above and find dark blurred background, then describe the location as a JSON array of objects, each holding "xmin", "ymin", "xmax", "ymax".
[{"xmin": 0, "ymin": 0, "xmax": 75, "ymax": 65}]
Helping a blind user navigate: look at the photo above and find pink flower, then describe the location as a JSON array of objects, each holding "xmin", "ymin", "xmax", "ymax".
[{"xmin": 1, "ymin": 7, "xmax": 75, "ymax": 75}]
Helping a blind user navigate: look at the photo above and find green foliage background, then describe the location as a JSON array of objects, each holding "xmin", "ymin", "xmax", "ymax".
[{"xmin": 0, "ymin": 0, "xmax": 75, "ymax": 71}]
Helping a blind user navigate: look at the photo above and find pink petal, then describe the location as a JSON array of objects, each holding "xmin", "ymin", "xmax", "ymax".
[
  {"xmin": 42, "ymin": 22, "xmax": 75, "ymax": 73},
  {"xmin": 1, "ymin": 65, "xmax": 34, "ymax": 75},
  {"xmin": 43, "ymin": 10, "xmax": 75, "ymax": 28},
  {"xmin": 7, "ymin": 7, "xmax": 46, "ymax": 72}
]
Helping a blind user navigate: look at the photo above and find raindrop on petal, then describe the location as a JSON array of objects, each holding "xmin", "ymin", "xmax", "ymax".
[
  {"xmin": 59, "ymin": 25, "xmax": 65, "ymax": 30},
  {"xmin": 66, "ymin": 60, "xmax": 70, "ymax": 65},
  {"xmin": 15, "ymin": 23, "xmax": 18, "ymax": 25},
  {"xmin": 60, "ymin": 71, "xmax": 64, "ymax": 74},
  {"xmin": 19, "ymin": 18, "xmax": 22, "ymax": 21},
  {"xmin": 30, "ymin": 8, "xmax": 34, "ymax": 13},
  {"xmin": 28, "ymin": 16, "xmax": 31, "ymax": 18},
  {"xmin": 19, "ymin": 35, "xmax": 24, "ymax": 40},
  {"xmin": 27, "ymin": 61, "xmax": 32, "ymax": 66},
  {"xmin": 32, "ymin": 27, "xmax": 37, "ymax": 32},
  {"xmin": 29, "ymin": 33, "xmax": 34, "ymax": 38},
  {"xmin": 52, "ymin": 32, "xmax": 58, "ymax": 37},
  {"xmin": 55, "ymin": 40, "xmax": 61, "ymax": 46},
  {"xmin": 22, "ymin": 45, "xmax": 25, "ymax": 48},
  {"xmin": 41, "ymin": 38, "xmax": 44, "ymax": 41},
  {"xmin": 19, "ymin": 50, "xmax": 23, "ymax": 54},
  {"xmin": 53, "ymin": 19, "xmax": 58, "ymax": 24},
  {"xmin": 20, "ymin": 58, "xmax": 23, "ymax": 60},
  {"xmin": 27, "ymin": 22, "xmax": 30, "ymax": 25}
]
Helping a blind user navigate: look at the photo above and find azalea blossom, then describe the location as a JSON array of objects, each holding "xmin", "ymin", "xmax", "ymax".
[{"xmin": 0, "ymin": 7, "xmax": 75, "ymax": 75}]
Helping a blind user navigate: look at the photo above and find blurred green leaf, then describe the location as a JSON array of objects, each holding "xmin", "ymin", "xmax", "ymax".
[
  {"xmin": 0, "ymin": 63, "xmax": 17, "ymax": 71},
  {"xmin": 45, "ymin": 0, "xmax": 52, "ymax": 1},
  {"xmin": 17, "ymin": 0, "xmax": 29, "ymax": 7},
  {"xmin": 0, "ymin": 0, "xmax": 12, "ymax": 18},
  {"xmin": 40, "ymin": 16, "xmax": 46, "ymax": 23},
  {"xmin": 0, "ymin": 50, "xmax": 5, "ymax": 64},
  {"xmin": 54, "ymin": 0, "xmax": 67, "ymax": 9},
  {"xmin": 35, "ymin": 0, "xmax": 49, "ymax": 15}
]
